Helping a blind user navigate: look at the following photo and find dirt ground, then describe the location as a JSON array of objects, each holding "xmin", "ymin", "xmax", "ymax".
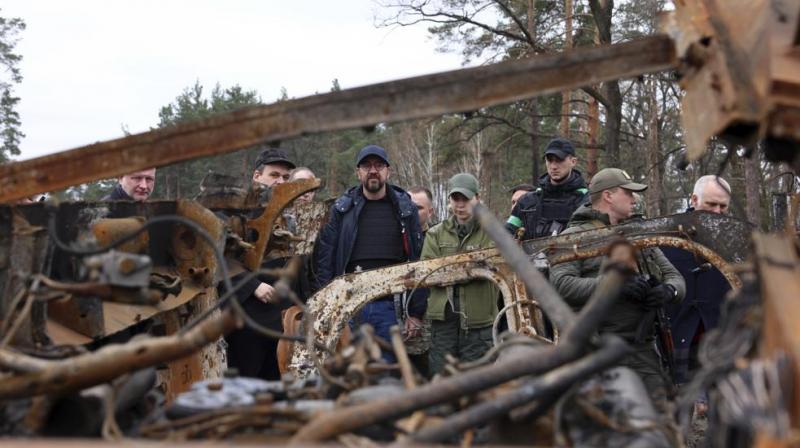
[{"xmin": 687, "ymin": 413, "xmax": 708, "ymax": 447}]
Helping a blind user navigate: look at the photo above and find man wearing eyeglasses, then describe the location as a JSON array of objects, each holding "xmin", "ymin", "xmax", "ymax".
[{"xmin": 316, "ymin": 145, "xmax": 426, "ymax": 359}]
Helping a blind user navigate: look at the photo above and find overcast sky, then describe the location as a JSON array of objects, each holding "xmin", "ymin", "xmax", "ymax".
[{"xmin": 3, "ymin": 1, "xmax": 465, "ymax": 161}]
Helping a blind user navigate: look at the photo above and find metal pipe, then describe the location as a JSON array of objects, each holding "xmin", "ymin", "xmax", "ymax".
[
  {"xmin": 408, "ymin": 335, "xmax": 631, "ymax": 444},
  {"xmin": 475, "ymin": 205, "xmax": 577, "ymax": 332},
  {"xmin": 290, "ymin": 343, "xmax": 562, "ymax": 444},
  {"xmin": 563, "ymin": 263, "xmax": 627, "ymax": 346}
]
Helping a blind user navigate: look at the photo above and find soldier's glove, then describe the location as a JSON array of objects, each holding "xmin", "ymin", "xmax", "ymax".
[
  {"xmin": 620, "ymin": 275, "xmax": 650, "ymax": 302},
  {"xmin": 642, "ymin": 283, "xmax": 677, "ymax": 309}
]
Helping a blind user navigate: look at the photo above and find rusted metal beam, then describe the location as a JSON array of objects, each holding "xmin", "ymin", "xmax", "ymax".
[
  {"xmin": 243, "ymin": 179, "xmax": 320, "ymax": 270},
  {"xmin": 663, "ymin": 0, "xmax": 800, "ymax": 163},
  {"xmin": 0, "ymin": 309, "xmax": 241, "ymax": 399},
  {"xmin": 754, "ymin": 233, "xmax": 800, "ymax": 447},
  {"xmin": 288, "ymin": 249, "xmax": 535, "ymax": 377},
  {"xmin": 526, "ymin": 210, "xmax": 752, "ymax": 266},
  {"xmin": 0, "ymin": 35, "xmax": 676, "ymax": 202},
  {"xmin": 474, "ymin": 205, "xmax": 576, "ymax": 331}
]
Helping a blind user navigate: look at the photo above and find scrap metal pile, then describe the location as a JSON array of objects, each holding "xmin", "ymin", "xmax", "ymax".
[
  {"xmin": 1, "ymin": 0, "xmax": 800, "ymax": 446},
  {"xmin": 0, "ymin": 182, "xmax": 788, "ymax": 446}
]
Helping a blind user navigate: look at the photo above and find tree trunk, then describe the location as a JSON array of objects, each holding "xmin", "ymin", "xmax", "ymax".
[
  {"xmin": 589, "ymin": 0, "xmax": 621, "ymax": 166},
  {"xmin": 528, "ymin": 0, "xmax": 540, "ymax": 182},
  {"xmin": 530, "ymin": 101, "xmax": 540, "ymax": 182},
  {"xmin": 644, "ymin": 79, "xmax": 663, "ymax": 218},
  {"xmin": 744, "ymin": 153, "xmax": 762, "ymax": 228},
  {"xmin": 166, "ymin": 167, "xmax": 179, "ymax": 200},
  {"xmin": 587, "ymin": 96, "xmax": 600, "ymax": 179},
  {"xmin": 604, "ymin": 82, "xmax": 623, "ymax": 166},
  {"xmin": 560, "ymin": 0, "xmax": 573, "ymax": 137}
]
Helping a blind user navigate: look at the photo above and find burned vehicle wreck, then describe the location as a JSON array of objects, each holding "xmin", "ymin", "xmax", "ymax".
[
  {"xmin": 2, "ymin": 1, "xmax": 800, "ymax": 445},
  {"xmin": 0, "ymin": 180, "xmax": 784, "ymax": 446}
]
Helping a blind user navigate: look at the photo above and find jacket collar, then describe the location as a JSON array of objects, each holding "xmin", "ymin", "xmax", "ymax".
[
  {"xmin": 342, "ymin": 184, "xmax": 415, "ymax": 218},
  {"xmin": 538, "ymin": 169, "xmax": 587, "ymax": 194},
  {"xmin": 569, "ymin": 203, "xmax": 611, "ymax": 226}
]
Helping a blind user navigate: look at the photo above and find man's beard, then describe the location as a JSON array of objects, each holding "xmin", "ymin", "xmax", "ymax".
[{"xmin": 364, "ymin": 177, "xmax": 385, "ymax": 193}]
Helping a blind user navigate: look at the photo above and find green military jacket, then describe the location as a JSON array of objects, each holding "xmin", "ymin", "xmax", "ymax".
[
  {"xmin": 422, "ymin": 215, "xmax": 498, "ymax": 329},
  {"xmin": 549, "ymin": 204, "xmax": 686, "ymax": 340}
]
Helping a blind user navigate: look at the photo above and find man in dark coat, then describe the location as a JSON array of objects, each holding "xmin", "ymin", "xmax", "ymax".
[
  {"xmin": 663, "ymin": 175, "xmax": 732, "ymax": 388},
  {"xmin": 315, "ymin": 145, "xmax": 426, "ymax": 356},
  {"xmin": 102, "ymin": 168, "xmax": 156, "ymax": 201},
  {"xmin": 505, "ymin": 138, "xmax": 588, "ymax": 240},
  {"xmin": 223, "ymin": 148, "xmax": 297, "ymax": 380}
]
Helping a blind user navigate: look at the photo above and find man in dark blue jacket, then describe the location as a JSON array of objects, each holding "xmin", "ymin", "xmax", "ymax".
[
  {"xmin": 316, "ymin": 145, "xmax": 426, "ymax": 353},
  {"xmin": 663, "ymin": 175, "xmax": 732, "ymax": 391}
]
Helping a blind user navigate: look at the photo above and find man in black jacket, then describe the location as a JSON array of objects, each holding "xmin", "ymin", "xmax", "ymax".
[
  {"xmin": 505, "ymin": 138, "xmax": 588, "ymax": 240},
  {"xmin": 663, "ymin": 175, "xmax": 732, "ymax": 409},
  {"xmin": 223, "ymin": 148, "xmax": 297, "ymax": 380},
  {"xmin": 102, "ymin": 168, "xmax": 156, "ymax": 201},
  {"xmin": 316, "ymin": 145, "xmax": 426, "ymax": 357}
]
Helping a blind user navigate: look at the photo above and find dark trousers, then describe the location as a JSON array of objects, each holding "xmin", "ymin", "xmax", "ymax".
[
  {"xmin": 429, "ymin": 303, "xmax": 493, "ymax": 376},
  {"xmin": 224, "ymin": 296, "xmax": 283, "ymax": 380},
  {"xmin": 352, "ymin": 299, "xmax": 400, "ymax": 362},
  {"xmin": 621, "ymin": 343, "xmax": 670, "ymax": 411}
]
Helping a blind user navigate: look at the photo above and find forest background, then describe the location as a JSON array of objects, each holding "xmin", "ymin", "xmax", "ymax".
[{"xmin": 2, "ymin": 0, "xmax": 798, "ymax": 229}]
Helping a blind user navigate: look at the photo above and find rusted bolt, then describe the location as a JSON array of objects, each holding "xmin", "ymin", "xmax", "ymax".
[{"xmin": 118, "ymin": 257, "xmax": 138, "ymax": 275}]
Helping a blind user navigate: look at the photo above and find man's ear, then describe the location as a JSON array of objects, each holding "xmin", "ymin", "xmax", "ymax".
[
  {"xmin": 690, "ymin": 193, "xmax": 699, "ymax": 208},
  {"xmin": 569, "ymin": 156, "xmax": 578, "ymax": 168},
  {"xmin": 253, "ymin": 169, "xmax": 261, "ymax": 181}
]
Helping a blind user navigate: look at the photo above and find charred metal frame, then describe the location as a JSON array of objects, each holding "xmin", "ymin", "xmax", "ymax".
[{"xmin": 289, "ymin": 210, "xmax": 750, "ymax": 374}]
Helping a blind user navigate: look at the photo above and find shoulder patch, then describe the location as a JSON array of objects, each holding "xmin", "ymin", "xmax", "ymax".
[{"xmin": 576, "ymin": 188, "xmax": 588, "ymax": 195}]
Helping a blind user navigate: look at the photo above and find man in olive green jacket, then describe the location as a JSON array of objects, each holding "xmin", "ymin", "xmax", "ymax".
[
  {"xmin": 550, "ymin": 168, "xmax": 685, "ymax": 406},
  {"xmin": 422, "ymin": 173, "xmax": 498, "ymax": 375}
]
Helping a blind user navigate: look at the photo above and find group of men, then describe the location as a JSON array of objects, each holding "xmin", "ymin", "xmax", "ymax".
[
  {"xmin": 105, "ymin": 138, "xmax": 732, "ymax": 412},
  {"xmin": 314, "ymin": 145, "xmax": 498, "ymax": 376},
  {"xmin": 505, "ymin": 138, "xmax": 731, "ymax": 410}
]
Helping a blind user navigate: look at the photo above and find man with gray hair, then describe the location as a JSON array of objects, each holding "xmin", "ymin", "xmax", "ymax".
[
  {"xmin": 663, "ymin": 175, "xmax": 732, "ymax": 414},
  {"xmin": 690, "ymin": 174, "xmax": 731, "ymax": 214}
]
